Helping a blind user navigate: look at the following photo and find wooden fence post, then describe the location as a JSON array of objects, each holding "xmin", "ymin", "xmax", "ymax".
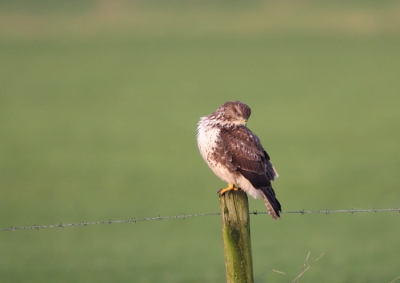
[{"xmin": 219, "ymin": 190, "xmax": 254, "ymax": 283}]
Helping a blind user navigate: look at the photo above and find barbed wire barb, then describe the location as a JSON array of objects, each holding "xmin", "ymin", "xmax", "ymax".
[{"xmin": 0, "ymin": 208, "xmax": 398, "ymax": 232}]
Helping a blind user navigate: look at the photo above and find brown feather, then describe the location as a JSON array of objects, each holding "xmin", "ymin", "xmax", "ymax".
[
  {"xmin": 218, "ymin": 116, "xmax": 280, "ymax": 218},
  {"xmin": 220, "ymin": 126, "xmax": 277, "ymax": 180}
]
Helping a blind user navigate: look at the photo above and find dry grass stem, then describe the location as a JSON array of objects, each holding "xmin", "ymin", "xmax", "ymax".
[
  {"xmin": 290, "ymin": 251, "xmax": 327, "ymax": 283},
  {"xmin": 296, "ymin": 251, "xmax": 311, "ymax": 283},
  {"xmin": 272, "ymin": 269, "xmax": 286, "ymax": 275},
  {"xmin": 390, "ymin": 275, "xmax": 400, "ymax": 283},
  {"xmin": 258, "ymin": 268, "xmax": 285, "ymax": 283}
]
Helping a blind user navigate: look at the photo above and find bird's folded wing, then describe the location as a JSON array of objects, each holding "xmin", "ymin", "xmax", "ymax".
[{"xmin": 220, "ymin": 127, "xmax": 277, "ymax": 187}]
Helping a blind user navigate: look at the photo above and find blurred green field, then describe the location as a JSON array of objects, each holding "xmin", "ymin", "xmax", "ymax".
[{"xmin": 1, "ymin": 1, "xmax": 400, "ymax": 282}]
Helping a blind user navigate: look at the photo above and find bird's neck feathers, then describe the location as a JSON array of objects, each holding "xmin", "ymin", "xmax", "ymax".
[{"xmin": 198, "ymin": 113, "xmax": 237, "ymax": 130}]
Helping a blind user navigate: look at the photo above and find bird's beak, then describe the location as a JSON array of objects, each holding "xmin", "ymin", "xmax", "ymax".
[{"xmin": 241, "ymin": 119, "xmax": 247, "ymax": 126}]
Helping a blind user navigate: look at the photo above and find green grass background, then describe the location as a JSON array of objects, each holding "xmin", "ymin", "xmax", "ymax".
[{"xmin": 1, "ymin": 0, "xmax": 400, "ymax": 282}]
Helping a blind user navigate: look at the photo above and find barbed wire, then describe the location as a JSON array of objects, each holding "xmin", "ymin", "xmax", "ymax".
[{"xmin": 1, "ymin": 208, "xmax": 398, "ymax": 232}]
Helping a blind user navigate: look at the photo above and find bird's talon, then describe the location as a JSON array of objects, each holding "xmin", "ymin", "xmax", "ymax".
[{"xmin": 218, "ymin": 183, "xmax": 240, "ymax": 196}]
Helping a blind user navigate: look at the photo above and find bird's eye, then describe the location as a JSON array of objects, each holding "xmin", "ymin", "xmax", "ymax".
[{"xmin": 236, "ymin": 112, "xmax": 241, "ymax": 117}]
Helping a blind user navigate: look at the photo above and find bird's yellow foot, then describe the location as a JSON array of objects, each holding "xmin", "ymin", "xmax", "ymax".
[{"xmin": 218, "ymin": 183, "xmax": 240, "ymax": 195}]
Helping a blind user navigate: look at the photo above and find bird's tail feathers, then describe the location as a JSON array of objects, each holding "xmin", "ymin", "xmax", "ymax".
[{"xmin": 259, "ymin": 186, "xmax": 281, "ymax": 220}]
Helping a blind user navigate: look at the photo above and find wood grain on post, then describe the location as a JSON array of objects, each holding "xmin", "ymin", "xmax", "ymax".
[{"xmin": 219, "ymin": 190, "xmax": 254, "ymax": 283}]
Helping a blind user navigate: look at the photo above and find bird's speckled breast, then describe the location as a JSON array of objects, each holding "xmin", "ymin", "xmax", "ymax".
[{"xmin": 197, "ymin": 120, "xmax": 236, "ymax": 184}]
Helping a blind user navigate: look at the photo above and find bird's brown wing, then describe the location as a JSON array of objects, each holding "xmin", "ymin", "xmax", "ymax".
[
  {"xmin": 220, "ymin": 126, "xmax": 281, "ymax": 218},
  {"xmin": 220, "ymin": 126, "xmax": 277, "ymax": 182}
]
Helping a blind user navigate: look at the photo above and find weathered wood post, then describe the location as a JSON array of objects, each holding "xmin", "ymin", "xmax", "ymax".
[{"xmin": 219, "ymin": 190, "xmax": 254, "ymax": 283}]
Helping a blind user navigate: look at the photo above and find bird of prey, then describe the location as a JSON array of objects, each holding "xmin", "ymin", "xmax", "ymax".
[{"xmin": 197, "ymin": 101, "xmax": 281, "ymax": 219}]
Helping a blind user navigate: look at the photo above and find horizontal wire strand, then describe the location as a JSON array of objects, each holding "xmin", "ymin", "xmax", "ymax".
[{"xmin": 1, "ymin": 208, "xmax": 399, "ymax": 232}]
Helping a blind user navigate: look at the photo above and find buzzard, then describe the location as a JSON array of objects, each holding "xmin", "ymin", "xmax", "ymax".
[{"xmin": 197, "ymin": 101, "xmax": 281, "ymax": 219}]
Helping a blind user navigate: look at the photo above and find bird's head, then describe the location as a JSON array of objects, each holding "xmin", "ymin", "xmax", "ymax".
[{"xmin": 217, "ymin": 101, "xmax": 251, "ymax": 127}]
